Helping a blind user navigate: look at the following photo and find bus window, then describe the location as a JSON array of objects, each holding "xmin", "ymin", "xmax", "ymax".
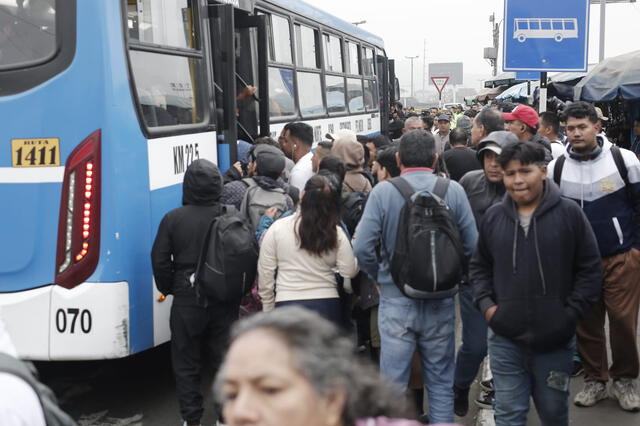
[
  {"xmin": 363, "ymin": 80, "xmax": 378, "ymax": 111},
  {"xmin": 130, "ymin": 51, "xmax": 205, "ymax": 127},
  {"xmin": 268, "ymin": 67, "xmax": 296, "ymax": 118},
  {"xmin": 297, "ymin": 72, "xmax": 324, "ymax": 117},
  {"xmin": 325, "ymin": 75, "xmax": 346, "ymax": 113},
  {"xmin": 346, "ymin": 78, "xmax": 364, "ymax": 113},
  {"xmin": 323, "ymin": 34, "xmax": 343, "ymax": 73},
  {"xmin": 295, "ymin": 24, "xmax": 319, "ymax": 69},
  {"xmin": 530, "ymin": 20, "xmax": 540, "ymax": 30},
  {"xmin": 362, "ymin": 47, "xmax": 374, "ymax": 77},
  {"xmin": 0, "ymin": 0, "xmax": 56, "ymax": 69},
  {"xmin": 517, "ymin": 20, "xmax": 528, "ymax": 30},
  {"xmin": 553, "ymin": 21, "xmax": 563, "ymax": 30},
  {"xmin": 346, "ymin": 41, "xmax": 360, "ymax": 75},
  {"xmin": 268, "ymin": 14, "xmax": 293, "ymax": 65},
  {"xmin": 127, "ymin": 0, "xmax": 197, "ymax": 49},
  {"xmin": 564, "ymin": 20, "xmax": 575, "ymax": 30},
  {"xmin": 541, "ymin": 20, "xmax": 551, "ymax": 31}
]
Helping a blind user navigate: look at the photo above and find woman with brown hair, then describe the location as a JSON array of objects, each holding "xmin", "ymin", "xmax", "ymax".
[{"xmin": 257, "ymin": 174, "xmax": 358, "ymax": 324}]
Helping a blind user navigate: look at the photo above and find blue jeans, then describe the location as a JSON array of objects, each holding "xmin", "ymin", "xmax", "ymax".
[
  {"xmin": 454, "ymin": 284, "xmax": 488, "ymax": 389},
  {"xmin": 489, "ymin": 331, "xmax": 574, "ymax": 426},
  {"xmin": 378, "ymin": 295, "xmax": 455, "ymax": 424}
]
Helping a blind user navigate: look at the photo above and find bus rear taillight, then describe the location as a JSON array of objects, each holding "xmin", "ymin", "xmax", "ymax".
[{"xmin": 55, "ymin": 130, "xmax": 101, "ymax": 289}]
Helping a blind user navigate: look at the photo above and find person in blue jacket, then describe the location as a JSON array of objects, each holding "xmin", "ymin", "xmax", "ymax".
[{"xmin": 353, "ymin": 130, "xmax": 477, "ymax": 424}]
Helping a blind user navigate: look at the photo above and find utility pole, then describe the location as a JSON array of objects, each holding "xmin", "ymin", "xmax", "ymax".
[
  {"xmin": 405, "ymin": 55, "xmax": 419, "ymax": 99},
  {"xmin": 491, "ymin": 13, "xmax": 499, "ymax": 76},
  {"xmin": 422, "ymin": 40, "xmax": 427, "ymax": 92},
  {"xmin": 588, "ymin": 0, "xmax": 638, "ymax": 62},
  {"xmin": 599, "ymin": 0, "xmax": 606, "ymax": 62}
]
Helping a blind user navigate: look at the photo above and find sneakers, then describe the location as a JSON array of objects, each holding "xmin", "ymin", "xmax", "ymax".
[
  {"xmin": 475, "ymin": 390, "xmax": 495, "ymax": 409},
  {"xmin": 453, "ymin": 386, "xmax": 469, "ymax": 417},
  {"xmin": 574, "ymin": 381, "xmax": 607, "ymax": 407},
  {"xmin": 479, "ymin": 378, "xmax": 494, "ymax": 392},
  {"xmin": 610, "ymin": 378, "xmax": 640, "ymax": 412}
]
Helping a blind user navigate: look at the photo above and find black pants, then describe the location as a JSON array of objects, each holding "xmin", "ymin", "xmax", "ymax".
[{"xmin": 170, "ymin": 302, "xmax": 239, "ymax": 424}]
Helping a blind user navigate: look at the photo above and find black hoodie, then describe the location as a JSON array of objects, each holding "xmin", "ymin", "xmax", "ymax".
[
  {"xmin": 470, "ymin": 180, "xmax": 602, "ymax": 352},
  {"xmin": 152, "ymin": 159, "xmax": 223, "ymax": 305}
]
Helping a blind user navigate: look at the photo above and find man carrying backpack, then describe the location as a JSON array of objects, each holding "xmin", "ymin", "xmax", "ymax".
[
  {"xmin": 548, "ymin": 102, "xmax": 640, "ymax": 412},
  {"xmin": 353, "ymin": 130, "xmax": 477, "ymax": 424},
  {"xmin": 151, "ymin": 159, "xmax": 240, "ymax": 426},
  {"xmin": 221, "ymin": 144, "xmax": 294, "ymax": 231}
]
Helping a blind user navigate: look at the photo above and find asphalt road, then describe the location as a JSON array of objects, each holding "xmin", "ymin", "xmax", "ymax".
[
  {"xmin": 35, "ymin": 308, "xmax": 639, "ymax": 426},
  {"xmin": 37, "ymin": 343, "xmax": 218, "ymax": 426}
]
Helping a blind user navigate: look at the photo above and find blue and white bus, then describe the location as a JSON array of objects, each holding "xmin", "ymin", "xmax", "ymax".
[{"xmin": 0, "ymin": 0, "xmax": 396, "ymax": 360}]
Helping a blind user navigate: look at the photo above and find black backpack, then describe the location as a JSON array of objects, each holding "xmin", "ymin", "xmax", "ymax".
[
  {"xmin": 341, "ymin": 191, "xmax": 368, "ymax": 237},
  {"xmin": 0, "ymin": 353, "xmax": 77, "ymax": 425},
  {"xmin": 389, "ymin": 176, "xmax": 465, "ymax": 299},
  {"xmin": 194, "ymin": 205, "xmax": 258, "ymax": 303}
]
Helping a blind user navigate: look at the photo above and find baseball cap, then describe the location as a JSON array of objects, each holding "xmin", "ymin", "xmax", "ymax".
[
  {"xmin": 476, "ymin": 130, "xmax": 519, "ymax": 160},
  {"xmin": 502, "ymin": 105, "xmax": 539, "ymax": 129},
  {"xmin": 594, "ymin": 107, "xmax": 609, "ymax": 122},
  {"xmin": 325, "ymin": 129, "xmax": 357, "ymax": 143},
  {"xmin": 253, "ymin": 144, "xmax": 285, "ymax": 176},
  {"xmin": 437, "ymin": 114, "xmax": 451, "ymax": 122},
  {"xmin": 456, "ymin": 115, "xmax": 472, "ymax": 132}
]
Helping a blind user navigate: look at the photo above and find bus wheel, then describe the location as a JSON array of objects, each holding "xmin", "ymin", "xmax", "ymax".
[
  {"xmin": 554, "ymin": 34, "xmax": 563, "ymax": 42},
  {"xmin": 517, "ymin": 34, "xmax": 526, "ymax": 43}
]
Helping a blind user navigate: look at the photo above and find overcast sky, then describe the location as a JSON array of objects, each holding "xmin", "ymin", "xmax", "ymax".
[{"xmin": 303, "ymin": 0, "xmax": 640, "ymax": 90}]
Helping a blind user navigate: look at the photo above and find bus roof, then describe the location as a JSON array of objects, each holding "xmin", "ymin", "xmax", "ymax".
[{"xmin": 260, "ymin": 0, "xmax": 385, "ymax": 49}]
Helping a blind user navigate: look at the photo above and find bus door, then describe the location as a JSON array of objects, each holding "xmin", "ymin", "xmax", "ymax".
[
  {"xmin": 208, "ymin": 3, "xmax": 238, "ymax": 166},
  {"xmin": 234, "ymin": 10, "xmax": 270, "ymax": 140},
  {"xmin": 208, "ymin": 2, "xmax": 269, "ymax": 167},
  {"xmin": 388, "ymin": 59, "xmax": 398, "ymax": 104},
  {"xmin": 376, "ymin": 54, "xmax": 390, "ymax": 136}
]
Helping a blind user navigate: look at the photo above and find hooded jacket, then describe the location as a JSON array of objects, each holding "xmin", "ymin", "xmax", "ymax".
[
  {"xmin": 459, "ymin": 130, "xmax": 514, "ymax": 226},
  {"xmin": 332, "ymin": 138, "xmax": 372, "ymax": 194},
  {"xmin": 470, "ymin": 180, "xmax": 602, "ymax": 352},
  {"xmin": 459, "ymin": 170, "xmax": 505, "ymax": 229},
  {"xmin": 151, "ymin": 159, "xmax": 224, "ymax": 305}
]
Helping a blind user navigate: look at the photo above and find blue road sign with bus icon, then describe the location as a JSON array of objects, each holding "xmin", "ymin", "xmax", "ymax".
[{"xmin": 503, "ymin": 0, "xmax": 590, "ymax": 72}]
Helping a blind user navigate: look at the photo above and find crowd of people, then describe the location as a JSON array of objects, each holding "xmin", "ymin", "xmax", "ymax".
[{"xmin": 144, "ymin": 99, "xmax": 640, "ymax": 426}]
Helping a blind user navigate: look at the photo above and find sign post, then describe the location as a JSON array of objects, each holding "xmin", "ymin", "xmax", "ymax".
[
  {"xmin": 503, "ymin": 0, "xmax": 590, "ymax": 72},
  {"xmin": 431, "ymin": 77, "xmax": 449, "ymax": 108},
  {"xmin": 504, "ymin": 0, "xmax": 589, "ymax": 112}
]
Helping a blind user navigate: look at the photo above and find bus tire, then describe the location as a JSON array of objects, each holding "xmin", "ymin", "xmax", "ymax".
[
  {"xmin": 517, "ymin": 34, "xmax": 526, "ymax": 43},
  {"xmin": 554, "ymin": 34, "xmax": 563, "ymax": 42}
]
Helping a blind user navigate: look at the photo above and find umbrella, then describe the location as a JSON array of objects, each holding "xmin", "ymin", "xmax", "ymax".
[
  {"xmin": 575, "ymin": 50, "xmax": 640, "ymax": 101},
  {"xmin": 495, "ymin": 81, "xmax": 540, "ymax": 102}
]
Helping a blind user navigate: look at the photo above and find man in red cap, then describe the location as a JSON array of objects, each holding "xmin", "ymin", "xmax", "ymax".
[{"xmin": 503, "ymin": 105, "xmax": 553, "ymax": 163}]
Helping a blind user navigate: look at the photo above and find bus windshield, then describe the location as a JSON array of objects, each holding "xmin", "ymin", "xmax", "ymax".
[{"xmin": 0, "ymin": 0, "xmax": 56, "ymax": 69}]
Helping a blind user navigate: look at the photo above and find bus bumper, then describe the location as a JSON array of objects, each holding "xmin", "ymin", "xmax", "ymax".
[{"xmin": 0, "ymin": 281, "xmax": 130, "ymax": 360}]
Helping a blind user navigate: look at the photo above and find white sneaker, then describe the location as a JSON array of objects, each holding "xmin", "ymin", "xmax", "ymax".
[
  {"xmin": 574, "ymin": 381, "xmax": 608, "ymax": 407},
  {"xmin": 610, "ymin": 378, "xmax": 640, "ymax": 412}
]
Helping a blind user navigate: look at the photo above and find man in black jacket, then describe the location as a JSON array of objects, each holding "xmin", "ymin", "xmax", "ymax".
[
  {"xmin": 470, "ymin": 142, "xmax": 602, "ymax": 426},
  {"xmin": 453, "ymin": 131, "xmax": 518, "ymax": 416},
  {"xmin": 151, "ymin": 159, "xmax": 239, "ymax": 426}
]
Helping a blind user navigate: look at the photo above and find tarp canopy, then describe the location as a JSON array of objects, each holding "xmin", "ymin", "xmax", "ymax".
[
  {"xmin": 495, "ymin": 81, "xmax": 540, "ymax": 102},
  {"xmin": 575, "ymin": 50, "xmax": 640, "ymax": 101},
  {"xmin": 476, "ymin": 85, "xmax": 508, "ymax": 102}
]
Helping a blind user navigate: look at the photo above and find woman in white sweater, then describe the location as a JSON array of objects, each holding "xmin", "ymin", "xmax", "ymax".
[{"xmin": 258, "ymin": 174, "xmax": 358, "ymax": 324}]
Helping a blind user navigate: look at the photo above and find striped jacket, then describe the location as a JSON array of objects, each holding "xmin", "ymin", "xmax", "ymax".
[{"xmin": 548, "ymin": 137, "xmax": 640, "ymax": 258}]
